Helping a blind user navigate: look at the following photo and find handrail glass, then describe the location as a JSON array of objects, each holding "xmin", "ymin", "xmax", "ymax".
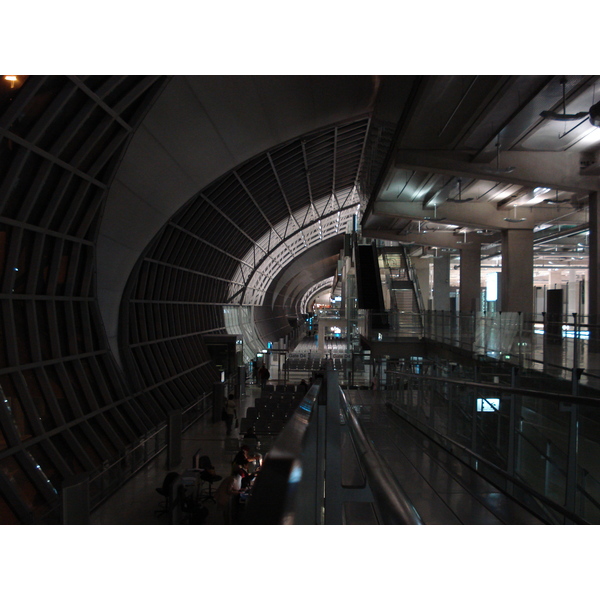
[
  {"xmin": 422, "ymin": 310, "xmax": 600, "ymax": 391},
  {"xmin": 244, "ymin": 375, "xmax": 423, "ymax": 524},
  {"xmin": 386, "ymin": 368, "xmax": 600, "ymax": 523},
  {"xmin": 338, "ymin": 387, "xmax": 423, "ymax": 524}
]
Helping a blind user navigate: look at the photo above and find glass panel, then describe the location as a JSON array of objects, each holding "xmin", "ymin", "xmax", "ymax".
[
  {"xmin": 22, "ymin": 369, "xmax": 56, "ymax": 430},
  {"xmin": 0, "ymin": 374, "xmax": 33, "ymax": 441}
]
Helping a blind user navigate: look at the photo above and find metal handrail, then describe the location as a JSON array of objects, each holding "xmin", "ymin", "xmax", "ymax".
[
  {"xmin": 421, "ymin": 310, "xmax": 600, "ymax": 385},
  {"xmin": 387, "ymin": 402, "xmax": 589, "ymax": 524},
  {"xmin": 339, "ymin": 387, "xmax": 423, "ymax": 524},
  {"xmin": 245, "ymin": 376, "xmax": 424, "ymax": 525},
  {"xmin": 389, "ymin": 368, "xmax": 600, "ymax": 522},
  {"xmin": 243, "ymin": 384, "xmax": 320, "ymax": 524},
  {"xmin": 388, "ymin": 371, "xmax": 600, "ymax": 408}
]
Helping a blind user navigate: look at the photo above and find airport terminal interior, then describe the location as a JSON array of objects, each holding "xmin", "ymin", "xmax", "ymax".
[{"xmin": 2, "ymin": 73, "xmax": 600, "ymax": 527}]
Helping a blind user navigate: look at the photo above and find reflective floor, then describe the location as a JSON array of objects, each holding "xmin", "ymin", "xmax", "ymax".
[
  {"xmin": 91, "ymin": 377, "xmax": 545, "ymax": 525},
  {"xmin": 346, "ymin": 389, "xmax": 544, "ymax": 524},
  {"xmin": 93, "ymin": 329, "xmax": 586, "ymax": 525}
]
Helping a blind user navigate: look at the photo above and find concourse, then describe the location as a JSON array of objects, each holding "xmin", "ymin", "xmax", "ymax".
[{"xmin": 1, "ymin": 75, "xmax": 600, "ymax": 525}]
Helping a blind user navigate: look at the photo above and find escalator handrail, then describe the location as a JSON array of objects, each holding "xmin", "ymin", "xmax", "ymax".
[{"xmin": 339, "ymin": 387, "xmax": 423, "ymax": 525}]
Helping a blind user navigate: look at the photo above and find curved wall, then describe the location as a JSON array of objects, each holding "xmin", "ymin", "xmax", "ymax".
[
  {"xmin": 0, "ymin": 75, "xmax": 395, "ymax": 523},
  {"xmin": 0, "ymin": 76, "xmax": 168, "ymax": 523},
  {"xmin": 118, "ymin": 120, "xmax": 372, "ymax": 409},
  {"xmin": 98, "ymin": 75, "xmax": 379, "ymax": 362}
]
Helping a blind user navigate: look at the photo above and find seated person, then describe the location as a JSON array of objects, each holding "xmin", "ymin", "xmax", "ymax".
[
  {"xmin": 247, "ymin": 452, "xmax": 262, "ymax": 475},
  {"xmin": 297, "ymin": 379, "xmax": 309, "ymax": 395},
  {"xmin": 232, "ymin": 445, "xmax": 255, "ymax": 469},
  {"xmin": 235, "ymin": 465, "xmax": 254, "ymax": 489},
  {"xmin": 243, "ymin": 426, "xmax": 258, "ymax": 439}
]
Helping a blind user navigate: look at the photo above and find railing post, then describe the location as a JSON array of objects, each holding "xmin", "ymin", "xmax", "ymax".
[
  {"xmin": 542, "ymin": 311, "xmax": 548, "ymax": 373},
  {"xmin": 498, "ymin": 311, "xmax": 503, "ymax": 358},
  {"xmin": 470, "ymin": 386, "xmax": 478, "ymax": 461},
  {"xmin": 506, "ymin": 391, "xmax": 517, "ymax": 495},
  {"xmin": 506, "ymin": 366, "xmax": 521, "ymax": 495},
  {"xmin": 572, "ymin": 312, "xmax": 580, "ymax": 381},
  {"xmin": 483, "ymin": 311, "xmax": 488, "ymax": 357},
  {"xmin": 324, "ymin": 369, "xmax": 342, "ymax": 524},
  {"xmin": 62, "ymin": 473, "xmax": 90, "ymax": 525},
  {"xmin": 564, "ymin": 403, "xmax": 579, "ymax": 522},
  {"xmin": 518, "ymin": 311, "xmax": 523, "ymax": 369}
]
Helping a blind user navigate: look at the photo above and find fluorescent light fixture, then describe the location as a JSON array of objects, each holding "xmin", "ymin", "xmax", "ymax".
[{"xmin": 533, "ymin": 187, "xmax": 551, "ymax": 196}]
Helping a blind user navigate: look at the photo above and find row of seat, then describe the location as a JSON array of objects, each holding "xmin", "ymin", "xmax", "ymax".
[
  {"xmin": 262, "ymin": 384, "xmax": 299, "ymax": 393},
  {"xmin": 240, "ymin": 391, "xmax": 306, "ymax": 438},
  {"xmin": 254, "ymin": 395, "xmax": 303, "ymax": 408},
  {"xmin": 284, "ymin": 358, "xmax": 345, "ymax": 371},
  {"xmin": 240, "ymin": 416, "xmax": 287, "ymax": 437},
  {"xmin": 246, "ymin": 405, "xmax": 291, "ymax": 422}
]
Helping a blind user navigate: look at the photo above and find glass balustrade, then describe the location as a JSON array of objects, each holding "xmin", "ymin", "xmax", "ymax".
[{"xmin": 385, "ymin": 368, "xmax": 600, "ymax": 524}]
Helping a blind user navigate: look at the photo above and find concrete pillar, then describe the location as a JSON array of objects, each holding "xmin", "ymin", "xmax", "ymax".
[
  {"xmin": 433, "ymin": 253, "xmax": 451, "ymax": 311},
  {"xmin": 459, "ymin": 243, "xmax": 480, "ymax": 313},
  {"xmin": 589, "ymin": 191, "xmax": 600, "ymax": 351},
  {"xmin": 500, "ymin": 229, "xmax": 534, "ymax": 314},
  {"xmin": 413, "ymin": 257, "xmax": 432, "ymax": 307}
]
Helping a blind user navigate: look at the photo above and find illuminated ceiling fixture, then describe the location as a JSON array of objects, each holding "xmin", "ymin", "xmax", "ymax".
[
  {"xmin": 456, "ymin": 230, "xmax": 468, "ymax": 245},
  {"xmin": 480, "ymin": 135, "xmax": 515, "ymax": 174},
  {"xmin": 504, "ymin": 205, "xmax": 526, "ymax": 223},
  {"xmin": 540, "ymin": 77, "xmax": 600, "ymax": 127},
  {"xmin": 547, "ymin": 189, "xmax": 571, "ymax": 205},
  {"xmin": 4, "ymin": 75, "xmax": 17, "ymax": 88},
  {"xmin": 447, "ymin": 178, "xmax": 474, "ymax": 203}
]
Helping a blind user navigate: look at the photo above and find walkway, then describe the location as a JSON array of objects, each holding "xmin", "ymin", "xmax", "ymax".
[
  {"xmin": 345, "ymin": 389, "xmax": 544, "ymax": 524},
  {"xmin": 91, "ymin": 379, "xmax": 546, "ymax": 525}
]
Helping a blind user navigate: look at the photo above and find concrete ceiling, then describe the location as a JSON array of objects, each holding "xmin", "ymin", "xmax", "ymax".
[{"xmin": 362, "ymin": 75, "xmax": 599, "ymax": 267}]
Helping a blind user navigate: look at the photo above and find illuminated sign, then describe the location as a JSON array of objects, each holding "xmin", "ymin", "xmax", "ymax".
[
  {"xmin": 477, "ymin": 398, "xmax": 500, "ymax": 412},
  {"xmin": 486, "ymin": 272, "xmax": 498, "ymax": 302}
]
